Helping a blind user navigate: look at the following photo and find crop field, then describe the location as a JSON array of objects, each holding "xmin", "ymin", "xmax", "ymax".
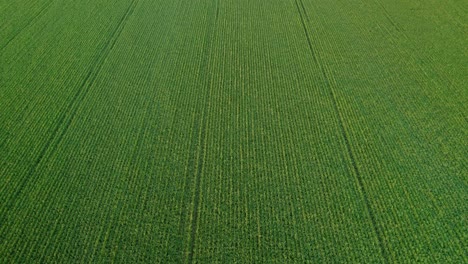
[{"xmin": 1, "ymin": 0, "xmax": 467, "ymax": 262}]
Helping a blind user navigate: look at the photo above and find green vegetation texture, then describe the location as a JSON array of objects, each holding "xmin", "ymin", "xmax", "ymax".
[{"xmin": 1, "ymin": 0, "xmax": 467, "ymax": 263}]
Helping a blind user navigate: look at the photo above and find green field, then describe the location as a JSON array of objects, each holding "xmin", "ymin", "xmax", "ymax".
[{"xmin": 1, "ymin": 0, "xmax": 467, "ymax": 262}]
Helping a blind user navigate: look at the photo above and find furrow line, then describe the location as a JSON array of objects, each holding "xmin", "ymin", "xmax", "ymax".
[
  {"xmin": 215, "ymin": 0, "xmax": 220, "ymax": 22},
  {"xmin": 294, "ymin": 0, "xmax": 318, "ymax": 65},
  {"xmin": 187, "ymin": 1, "xmax": 219, "ymax": 263},
  {"xmin": 0, "ymin": 0, "xmax": 139, "ymax": 216},
  {"xmin": 328, "ymin": 91, "xmax": 389, "ymax": 264},
  {"xmin": 369, "ymin": 0, "xmax": 467, "ymax": 121},
  {"xmin": 298, "ymin": 0, "xmax": 310, "ymax": 22},
  {"xmin": 187, "ymin": 108, "xmax": 208, "ymax": 264},
  {"xmin": 337, "ymin": 1, "xmax": 467, "ymax": 257},
  {"xmin": 173, "ymin": 0, "xmax": 201, "ymax": 249},
  {"xmin": 293, "ymin": 1, "xmax": 389, "ymax": 262},
  {"xmin": 0, "ymin": 0, "xmax": 54, "ymax": 51},
  {"xmin": 373, "ymin": 0, "xmax": 403, "ymax": 32}
]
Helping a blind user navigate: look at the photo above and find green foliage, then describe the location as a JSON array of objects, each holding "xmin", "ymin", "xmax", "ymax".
[{"xmin": 0, "ymin": 0, "xmax": 466, "ymax": 262}]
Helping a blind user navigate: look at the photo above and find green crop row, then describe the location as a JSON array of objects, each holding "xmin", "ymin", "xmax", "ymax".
[{"xmin": 0, "ymin": 0, "xmax": 466, "ymax": 262}]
